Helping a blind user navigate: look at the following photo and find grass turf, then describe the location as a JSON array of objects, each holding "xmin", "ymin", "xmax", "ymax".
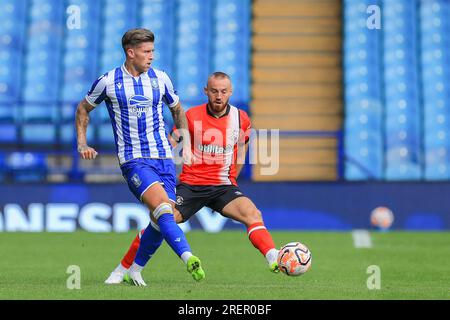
[{"xmin": 0, "ymin": 231, "xmax": 449, "ymax": 299}]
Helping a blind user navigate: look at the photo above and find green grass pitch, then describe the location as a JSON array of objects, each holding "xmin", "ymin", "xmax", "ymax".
[{"xmin": 0, "ymin": 231, "xmax": 449, "ymax": 299}]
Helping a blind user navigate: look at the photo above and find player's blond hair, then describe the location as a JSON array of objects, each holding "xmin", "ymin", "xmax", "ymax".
[{"xmin": 206, "ymin": 72, "xmax": 231, "ymax": 87}]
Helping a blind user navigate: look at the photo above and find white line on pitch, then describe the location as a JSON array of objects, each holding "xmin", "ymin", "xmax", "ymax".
[{"xmin": 352, "ymin": 229, "xmax": 373, "ymax": 248}]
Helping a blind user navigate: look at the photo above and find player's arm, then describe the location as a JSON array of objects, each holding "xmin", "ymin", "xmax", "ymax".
[
  {"xmin": 75, "ymin": 98, "xmax": 98, "ymax": 160},
  {"xmin": 169, "ymin": 126, "xmax": 181, "ymax": 147},
  {"xmin": 170, "ymin": 102, "xmax": 192, "ymax": 165},
  {"xmin": 161, "ymin": 70, "xmax": 192, "ymax": 164}
]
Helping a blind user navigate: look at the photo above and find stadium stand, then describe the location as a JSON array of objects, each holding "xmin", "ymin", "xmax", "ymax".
[
  {"xmin": 100, "ymin": 0, "xmax": 139, "ymax": 73},
  {"xmin": 21, "ymin": 0, "xmax": 66, "ymax": 145},
  {"xmin": 0, "ymin": 1, "xmax": 33, "ymax": 145},
  {"xmin": 3, "ymin": 0, "xmax": 450, "ymax": 183},
  {"xmin": 383, "ymin": 0, "xmax": 422, "ymax": 180},
  {"xmin": 251, "ymin": 0, "xmax": 342, "ymax": 181},
  {"xmin": 213, "ymin": 0, "xmax": 251, "ymax": 104},
  {"xmin": 343, "ymin": 0, "xmax": 384, "ymax": 180},
  {"xmin": 420, "ymin": 0, "xmax": 450, "ymax": 180},
  {"xmin": 140, "ymin": 0, "xmax": 176, "ymax": 76},
  {"xmin": 0, "ymin": 0, "xmax": 27, "ymax": 104},
  {"xmin": 5, "ymin": 152, "xmax": 47, "ymax": 182},
  {"xmin": 0, "ymin": 0, "xmax": 253, "ymax": 182},
  {"xmin": 175, "ymin": 0, "xmax": 212, "ymax": 105},
  {"xmin": 343, "ymin": 0, "xmax": 450, "ymax": 181}
]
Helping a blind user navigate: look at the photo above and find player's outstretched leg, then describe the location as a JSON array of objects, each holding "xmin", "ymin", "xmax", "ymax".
[
  {"xmin": 154, "ymin": 203, "xmax": 205, "ymax": 282},
  {"xmin": 222, "ymin": 197, "xmax": 279, "ymax": 273},
  {"xmin": 247, "ymin": 222, "xmax": 280, "ymax": 273}
]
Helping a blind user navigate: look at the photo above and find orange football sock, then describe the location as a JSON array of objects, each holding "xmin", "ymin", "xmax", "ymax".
[
  {"xmin": 120, "ymin": 229, "xmax": 144, "ymax": 268},
  {"xmin": 247, "ymin": 222, "xmax": 276, "ymax": 256}
]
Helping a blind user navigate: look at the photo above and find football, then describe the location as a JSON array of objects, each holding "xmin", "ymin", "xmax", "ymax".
[
  {"xmin": 277, "ymin": 242, "xmax": 312, "ymax": 276},
  {"xmin": 370, "ymin": 206, "xmax": 394, "ymax": 230}
]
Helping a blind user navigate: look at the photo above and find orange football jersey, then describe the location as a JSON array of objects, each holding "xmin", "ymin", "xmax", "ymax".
[{"xmin": 177, "ymin": 103, "xmax": 251, "ymax": 186}]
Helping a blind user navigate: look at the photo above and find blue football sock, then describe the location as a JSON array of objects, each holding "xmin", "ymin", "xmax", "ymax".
[
  {"xmin": 158, "ymin": 213, "xmax": 191, "ymax": 257},
  {"xmin": 134, "ymin": 223, "xmax": 163, "ymax": 267}
]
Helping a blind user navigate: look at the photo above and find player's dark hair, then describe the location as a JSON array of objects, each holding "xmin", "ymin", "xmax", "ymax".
[{"xmin": 122, "ymin": 28, "xmax": 155, "ymax": 53}]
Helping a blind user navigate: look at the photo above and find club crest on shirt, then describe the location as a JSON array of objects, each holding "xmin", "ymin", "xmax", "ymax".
[
  {"xmin": 129, "ymin": 95, "xmax": 151, "ymax": 118},
  {"xmin": 131, "ymin": 173, "xmax": 142, "ymax": 188},
  {"xmin": 151, "ymin": 78, "xmax": 159, "ymax": 89},
  {"xmin": 229, "ymin": 129, "xmax": 240, "ymax": 143}
]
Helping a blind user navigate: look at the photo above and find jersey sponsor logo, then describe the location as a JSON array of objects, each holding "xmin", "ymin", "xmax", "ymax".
[
  {"xmin": 131, "ymin": 173, "xmax": 142, "ymax": 188},
  {"xmin": 198, "ymin": 144, "xmax": 233, "ymax": 154},
  {"xmin": 129, "ymin": 95, "xmax": 151, "ymax": 118}
]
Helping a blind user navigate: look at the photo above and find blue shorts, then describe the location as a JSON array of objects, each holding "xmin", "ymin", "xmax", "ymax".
[{"xmin": 120, "ymin": 158, "xmax": 177, "ymax": 203}]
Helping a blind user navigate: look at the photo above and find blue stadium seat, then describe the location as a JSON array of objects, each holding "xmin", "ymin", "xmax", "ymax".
[
  {"xmin": 0, "ymin": 0, "xmax": 28, "ymax": 102},
  {"xmin": 60, "ymin": 102, "xmax": 77, "ymax": 122},
  {"xmin": 382, "ymin": 0, "xmax": 422, "ymax": 180},
  {"xmin": 0, "ymin": 124, "xmax": 17, "ymax": 144},
  {"xmin": 343, "ymin": 0, "xmax": 384, "ymax": 180},
  {"xmin": 99, "ymin": 0, "xmax": 138, "ymax": 73},
  {"xmin": 21, "ymin": 104, "xmax": 58, "ymax": 123},
  {"xmin": 140, "ymin": 0, "xmax": 176, "ymax": 75},
  {"xmin": 425, "ymin": 147, "xmax": 450, "ymax": 179},
  {"xmin": 6, "ymin": 152, "xmax": 47, "ymax": 182},
  {"xmin": 60, "ymin": 123, "xmax": 94, "ymax": 146},
  {"xmin": 0, "ymin": 104, "xmax": 18, "ymax": 123},
  {"xmin": 213, "ymin": 0, "xmax": 251, "ymax": 104},
  {"xmin": 175, "ymin": 0, "xmax": 212, "ymax": 102},
  {"xmin": 22, "ymin": 124, "xmax": 56, "ymax": 144},
  {"xmin": 23, "ymin": 0, "xmax": 65, "ymax": 103},
  {"xmin": 420, "ymin": 0, "xmax": 450, "ymax": 180},
  {"xmin": 61, "ymin": 0, "xmax": 101, "ymax": 102},
  {"xmin": 60, "ymin": 124, "xmax": 76, "ymax": 146},
  {"xmin": 0, "ymin": 0, "xmax": 255, "ymax": 167}
]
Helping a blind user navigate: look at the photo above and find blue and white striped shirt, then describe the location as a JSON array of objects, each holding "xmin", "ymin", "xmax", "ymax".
[{"xmin": 85, "ymin": 64, "xmax": 179, "ymax": 164}]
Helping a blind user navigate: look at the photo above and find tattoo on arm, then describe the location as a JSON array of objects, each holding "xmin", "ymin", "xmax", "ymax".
[
  {"xmin": 170, "ymin": 103, "xmax": 191, "ymax": 152},
  {"xmin": 171, "ymin": 103, "xmax": 188, "ymax": 130},
  {"xmin": 75, "ymin": 99, "xmax": 95, "ymax": 148}
]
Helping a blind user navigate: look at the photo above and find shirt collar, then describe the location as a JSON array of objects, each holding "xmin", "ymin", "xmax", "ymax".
[
  {"xmin": 206, "ymin": 103, "xmax": 230, "ymax": 118},
  {"xmin": 122, "ymin": 63, "xmax": 145, "ymax": 79}
]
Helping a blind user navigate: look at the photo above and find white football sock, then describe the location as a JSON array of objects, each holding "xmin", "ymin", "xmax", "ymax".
[
  {"xmin": 115, "ymin": 263, "xmax": 128, "ymax": 273},
  {"xmin": 130, "ymin": 262, "xmax": 143, "ymax": 273},
  {"xmin": 180, "ymin": 251, "xmax": 193, "ymax": 264},
  {"xmin": 265, "ymin": 248, "xmax": 279, "ymax": 265}
]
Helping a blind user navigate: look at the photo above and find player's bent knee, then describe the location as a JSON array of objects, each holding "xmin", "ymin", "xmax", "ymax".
[
  {"xmin": 151, "ymin": 202, "xmax": 173, "ymax": 221},
  {"xmin": 251, "ymin": 209, "xmax": 263, "ymax": 220},
  {"xmin": 243, "ymin": 209, "xmax": 263, "ymax": 225}
]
